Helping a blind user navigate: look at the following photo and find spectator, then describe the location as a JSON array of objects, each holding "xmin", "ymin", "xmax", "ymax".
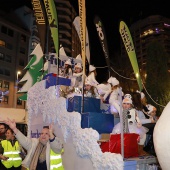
[
  {"xmin": 3, "ymin": 119, "xmax": 63, "ymax": 170},
  {"xmin": 0, "ymin": 123, "xmax": 7, "ymax": 141},
  {"xmin": 0, "ymin": 124, "xmax": 8, "ymax": 170},
  {"xmin": 0, "ymin": 128, "xmax": 23, "ymax": 170}
]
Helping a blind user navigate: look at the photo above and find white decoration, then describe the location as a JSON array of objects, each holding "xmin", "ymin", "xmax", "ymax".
[
  {"xmin": 27, "ymin": 80, "xmax": 124, "ymax": 170},
  {"xmin": 153, "ymin": 102, "xmax": 170, "ymax": 170}
]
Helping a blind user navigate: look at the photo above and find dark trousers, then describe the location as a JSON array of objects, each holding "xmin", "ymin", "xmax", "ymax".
[
  {"xmin": 143, "ymin": 123, "xmax": 156, "ymax": 155},
  {"xmin": 1, "ymin": 164, "xmax": 21, "ymax": 170},
  {"xmin": 143, "ymin": 123, "xmax": 156, "ymax": 135}
]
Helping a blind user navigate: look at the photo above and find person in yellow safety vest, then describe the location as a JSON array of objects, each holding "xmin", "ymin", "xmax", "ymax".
[
  {"xmin": 0, "ymin": 128, "xmax": 22, "ymax": 170},
  {"xmin": 50, "ymin": 149, "xmax": 64, "ymax": 170}
]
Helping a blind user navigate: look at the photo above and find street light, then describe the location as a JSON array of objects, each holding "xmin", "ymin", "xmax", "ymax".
[
  {"xmin": 17, "ymin": 71, "xmax": 21, "ymax": 83},
  {"xmin": 14, "ymin": 71, "xmax": 21, "ymax": 108}
]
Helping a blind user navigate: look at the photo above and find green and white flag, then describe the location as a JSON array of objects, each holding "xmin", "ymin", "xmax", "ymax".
[
  {"xmin": 43, "ymin": 0, "xmax": 59, "ymax": 57},
  {"xmin": 119, "ymin": 21, "xmax": 143, "ymax": 91}
]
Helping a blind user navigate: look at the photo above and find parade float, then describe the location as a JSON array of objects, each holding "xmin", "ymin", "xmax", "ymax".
[
  {"xmin": 19, "ymin": 0, "xmax": 161, "ymax": 169},
  {"xmin": 15, "ymin": 43, "xmax": 159, "ymax": 170}
]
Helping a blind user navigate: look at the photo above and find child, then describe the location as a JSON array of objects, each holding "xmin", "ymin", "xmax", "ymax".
[
  {"xmin": 107, "ymin": 77, "xmax": 123, "ymax": 115},
  {"xmin": 86, "ymin": 65, "xmax": 99, "ymax": 87},
  {"xmin": 84, "ymin": 79, "xmax": 100, "ymax": 98},
  {"xmin": 62, "ymin": 59, "xmax": 73, "ymax": 79},
  {"xmin": 72, "ymin": 63, "xmax": 83, "ymax": 90}
]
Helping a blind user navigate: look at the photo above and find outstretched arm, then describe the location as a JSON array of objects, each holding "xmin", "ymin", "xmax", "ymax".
[
  {"xmin": 2, "ymin": 118, "xmax": 33, "ymax": 151},
  {"xmin": 3, "ymin": 118, "xmax": 18, "ymax": 134}
]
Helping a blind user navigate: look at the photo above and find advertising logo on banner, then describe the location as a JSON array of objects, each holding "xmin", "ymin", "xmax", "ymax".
[
  {"xmin": 119, "ymin": 21, "xmax": 143, "ymax": 91},
  {"xmin": 31, "ymin": 0, "xmax": 47, "ymax": 52},
  {"xmin": 94, "ymin": 15, "xmax": 110, "ymax": 76},
  {"xmin": 43, "ymin": 0, "xmax": 59, "ymax": 56}
]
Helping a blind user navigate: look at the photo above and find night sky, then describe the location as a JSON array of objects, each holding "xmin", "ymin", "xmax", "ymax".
[{"xmin": 1, "ymin": 0, "xmax": 170, "ymax": 81}]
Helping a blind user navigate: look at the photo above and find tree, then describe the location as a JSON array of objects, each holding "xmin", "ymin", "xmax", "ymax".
[
  {"xmin": 145, "ymin": 41, "xmax": 170, "ymax": 115},
  {"xmin": 18, "ymin": 44, "xmax": 47, "ymax": 100}
]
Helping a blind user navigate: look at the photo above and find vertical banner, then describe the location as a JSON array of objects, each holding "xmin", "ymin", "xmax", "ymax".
[
  {"xmin": 31, "ymin": 0, "xmax": 47, "ymax": 53},
  {"xmin": 78, "ymin": 0, "xmax": 86, "ymax": 77},
  {"xmin": 73, "ymin": 16, "xmax": 90, "ymax": 64},
  {"xmin": 94, "ymin": 15, "xmax": 110, "ymax": 76},
  {"xmin": 78, "ymin": 0, "xmax": 86, "ymax": 113},
  {"xmin": 119, "ymin": 21, "xmax": 143, "ymax": 91},
  {"xmin": 43, "ymin": 0, "xmax": 59, "ymax": 58}
]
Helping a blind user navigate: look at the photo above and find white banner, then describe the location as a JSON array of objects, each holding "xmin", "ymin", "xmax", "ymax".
[{"xmin": 73, "ymin": 16, "xmax": 90, "ymax": 64}]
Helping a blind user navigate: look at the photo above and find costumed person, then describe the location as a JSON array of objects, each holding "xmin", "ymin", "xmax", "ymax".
[
  {"xmin": 60, "ymin": 59, "xmax": 73, "ymax": 97},
  {"xmin": 132, "ymin": 91, "xmax": 157, "ymax": 155},
  {"xmin": 66, "ymin": 63, "xmax": 84, "ymax": 98},
  {"xmin": 72, "ymin": 63, "xmax": 83, "ymax": 93},
  {"xmin": 62, "ymin": 59, "xmax": 73, "ymax": 79},
  {"xmin": 112, "ymin": 96, "xmax": 149, "ymax": 156},
  {"xmin": 84, "ymin": 78, "xmax": 100, "ymax": 98},
  {"xmin": 86, "ymin": 65, "xmax": 99, "ymax": 87},
  {"xmin": 106, "ymin": 77, "xmax": 123, "ymax": 115},
  {"xmin": 2, "ymin": 118, "xmax": 63, "ymax": 170},
  {"xmin": 97, "ymin": 81, "xmax": 112, "ymax": 103},
  {"xmin": 133, "ymin": 92, "xmax": 157, "ymax": 132},
  {"xmin": 143, "ymin": 104, "xmax": 158, "ymax": 155},
  {"xmin": 0, "ymin": 128, "xmax": 23, "ymax": 170}
]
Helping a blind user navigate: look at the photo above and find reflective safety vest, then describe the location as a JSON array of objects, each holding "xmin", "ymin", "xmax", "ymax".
[
  {"xmin": 50, "ymin": 149, "xmax": 64, "ymax": 170},
  {"xmin": 1, "ymin": 140, "xmax": 22, "ymax": 168}
]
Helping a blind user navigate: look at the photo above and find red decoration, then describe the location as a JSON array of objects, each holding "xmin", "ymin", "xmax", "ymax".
[{"xmin": 100, "ymin": 133, "xmax": 139, "ymax": 158}]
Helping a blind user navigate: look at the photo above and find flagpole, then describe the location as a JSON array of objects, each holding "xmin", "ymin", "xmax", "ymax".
[{"xmin": 78, "ymin": 0, "xmax": 86, "ymax": 114}]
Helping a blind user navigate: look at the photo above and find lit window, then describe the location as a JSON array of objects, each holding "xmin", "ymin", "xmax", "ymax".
[{"xmin": 0, "ymin": 40, "xmax": 5, "ymax": 47}]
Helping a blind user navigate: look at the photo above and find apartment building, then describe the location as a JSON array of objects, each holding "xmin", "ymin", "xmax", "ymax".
[
  {"xmin": 120, "ymin": 15, "xmax": 170, "ymax": 90},
  {"xmin": 0, "ymin": 11, "xmax": 30, "ymax": 108},
  {"xmin": 0, "ymin": 0, "xmax": 81, "ymax": 109}
]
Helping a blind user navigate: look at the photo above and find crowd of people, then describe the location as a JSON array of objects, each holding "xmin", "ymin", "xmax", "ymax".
[{"xmin": 0, "ymin": 122, "xmax": 64, "ymax": 170}]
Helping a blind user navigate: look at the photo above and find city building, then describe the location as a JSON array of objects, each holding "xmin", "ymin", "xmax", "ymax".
[
  {"xmin": 0, "ymin": 10, "xmax": 30, "ymax": 108},
  {"xmin": 120, "ymin": 15, "xmax": 170, "ymax": 91},
  {"xmin": 0, "ymin": 0, "xmax": 81, "ymax": 109}
]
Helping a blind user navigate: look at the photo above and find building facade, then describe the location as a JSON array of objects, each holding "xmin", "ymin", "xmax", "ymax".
[
  {"xmin": 120, "ymin": 15, "xmax": 170, "ymax": 91},
  {"xmin": 0, "ymin": 0, "xmax": 81, "ymax": 109},
  {"xmin": 0, "ymin": 12, "xmax": 30, "ymax": 108}
]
